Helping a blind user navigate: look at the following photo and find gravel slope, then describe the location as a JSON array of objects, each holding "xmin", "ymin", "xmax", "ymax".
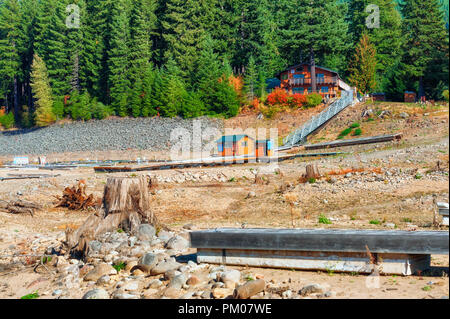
[{"xmin": 0, "ymin": 117, "xmax": 224, "ymax": 156}]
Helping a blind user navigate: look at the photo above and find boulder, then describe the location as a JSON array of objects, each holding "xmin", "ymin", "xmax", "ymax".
[
  {"xmin": 165, "ymin": 235, "xmax": 190, "ymax": 251},
  {"xmin": 82, "ymin": 288, "xmax": 110, "ymax": 299},
  {"xmin": 137, "ymin": 224, "xmax": 156, "ymax": 241},
  {"xmin": 84, "ymin": 263, "xmax": 117, "ymax": 282},
  {"xmin": 151, "ymin": 260, "xmax": 182, "ymax": 275}
]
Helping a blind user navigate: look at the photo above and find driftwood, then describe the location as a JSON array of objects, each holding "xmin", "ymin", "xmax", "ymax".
[
  {"xmin": 0, "ymin": 199, "xmax": 42, "ymax": 217},
  {"xmin": 233, "ymin": 279, "xmax": 265, "ymax": 299},
  {"xmin": 55, "ymin": 180, "xmax": 100, "ymax": 210},
  {"xmin": 66, "ymin": 176, "xmax": 159, "ymax": 256}
]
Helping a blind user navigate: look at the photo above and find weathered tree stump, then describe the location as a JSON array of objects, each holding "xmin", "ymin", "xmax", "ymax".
[
  {"xmin": 305, "ymin": 164, "xmax": 320, "ymax": 179},
  {"xmin": 66, "ymin": 176, "xmax": 158, "ymax": 256}
]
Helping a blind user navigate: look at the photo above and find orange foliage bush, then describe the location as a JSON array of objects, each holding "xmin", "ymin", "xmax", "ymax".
[
  {"xmin": 228, "ymin": 75, "xmax": 244, "ymax": 98},
  {"xmin": 0, "ymin": 107, "xmax": 5, "ymax": 116},
  {"xmin": 290, "ymin": 93, "xmax": 307, "ymax": 108},
  {"xmin": 251, "ymin": 97, "xmax": 260, "ymax": 110},
  {"xmin": 267, "ymin": 88, "xmax": 289, "ymax": 106}
]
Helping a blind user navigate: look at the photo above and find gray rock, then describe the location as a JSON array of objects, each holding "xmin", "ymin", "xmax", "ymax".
[
  {"xmin": 165, "ymin": 269, "xmax": 182, "ymax": 281},
  {"xmin": 138, "ymin": 253, "xmax": 158, "ymax": 272},
  {"xmin": 82, "ymin": 288, "xmax": 110, "ymax": 299},
  {"xmin": 137, "ymin": 224, "xmax": 156, "ymax": 241},
  {"xmin": 84, "ymin": 263, "xmax": 117, "ymax": 282},
  {"xmin": 220, "ymin": 269, "xmax": 241, "ymax": 287},
  {"xmin": 157, "ymin": 230, "xmax": 173, "ymax": 243},
  {"xmin": 151, "ymin": 260, "xmax": 182, "ymax": 275},
  {"xmin": 121, "ymin": 281, "xmax": 139, "ymax": 291},
  {"xmin": 96, "ymin": 275, "xmax": 110, "ymax": 285},
  {"xmin": 201, "ymin": 291, "xmax": 212, "ymax": 299},
  {"xmin": 300, "ymin": 284, "xmax": 326, "ymax": 296},
  {"xmin": 168, "ymin": 274, "xmax": 187, "ymax": 290},
  {"xmin": 282, "ymin": 290, "xmax": 293, "ymax": 299},
  {"xmin": 147, "ymin": 279, "xmax": 163, "ymax": 289},
  {"xmin": 112, "ymin": 291, "xmax": 139, "ymax": 299},
  {"xmin": 165, "ymin": 235, "xmax": 190, "ymax": 251}
]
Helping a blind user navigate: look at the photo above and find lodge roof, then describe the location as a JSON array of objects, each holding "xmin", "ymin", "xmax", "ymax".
[
  {"xmin": 216, "ymin": 135, "xmax": 255, "ymax": 143},
  {"xmin": 275, "ymin": 63, "xmax": 341, "ymax": 79}
]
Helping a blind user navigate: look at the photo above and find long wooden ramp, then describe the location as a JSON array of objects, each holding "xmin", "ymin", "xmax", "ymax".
[{"xmin": 190, "ymin": 228, "xmax": 449, "ymax": 275}]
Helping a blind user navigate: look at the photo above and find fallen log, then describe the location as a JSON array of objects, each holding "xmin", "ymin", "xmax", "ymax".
[
  {"xmin": 66, "ymin": 176, "xmax": 159, "ymax": 257},
  {"xmin": 0, "ymin": 199, "xmax": 42, "ymax": 217},
  {"xmin": 233, "ymin": 279, "xmax": 265, "ymax": 299}
]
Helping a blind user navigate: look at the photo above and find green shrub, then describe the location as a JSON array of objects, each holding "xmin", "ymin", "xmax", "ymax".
[
  {"xmin": 318, "ymin": 214, "xmax": 332, "ymax": 224},
  {"xmin": 442, "ymin": 89, "xmax": 449, "ymax": 102},
  {"xmin": 112, "ymin": 262, "xmax": 126, "ymax": 272},
  {"xmin": 353, "ymin": 128, "xmax": 362, "ymax": 136},
  {"xmin": 67, "ymin": 91, "xmax": 92, "ymax": 121},
  {"xmin": 21, "ymin": 291, "xmax": 39, "ymax": 299},
  {"xmin": 52, "ymin": 97, "xmax": 65, "ymax": 120},
  {"xmin": 338, "ymin": 128, "xmax": 352, "ymax": 139},
  {"xmin": 305, "ymin": 93, "xmax": 323, "ymax": 108},
  {"xmin": 0, "ymin": 112, "xmax": 15, "ymax": 129},
  {"xmin": 369, "ymin": 219, "xmax": 381, "ymax": 225},
  {"xmin": 92, "ymin": 100, "xmax": 113, "ymax": 120},
  {"xmin": 20, "ymin": 106, "xmax": 34, "ymax": 128},
  {"xmin": 350, "ymin": 122, "xmax": 360, "ymax": 128},
  {"xmin": 308, "ymin": 178, "xmax": 316, "ymax": 184}
]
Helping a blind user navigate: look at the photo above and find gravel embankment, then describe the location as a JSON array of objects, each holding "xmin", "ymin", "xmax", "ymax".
[{"xmin": 0, "ymin": 117, "xmax": 224, "ymax": 156}]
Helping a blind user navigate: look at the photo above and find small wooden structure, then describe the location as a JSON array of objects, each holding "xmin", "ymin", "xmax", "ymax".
[
  {"xmin": 216, "ymin": 135, "xmax": 255, "ymax": 157},
  {"xmin": 370, "ymin": 93, "xmax": 386, "ymax": 101},
  {"xmin": 255, "ymin": 139, "xmax": 274, "ymax": 158},
  {"xmin": 191, "ymin": 228, "xmax": 449, "ymax": 275},
  {"xmin": 438, "ymin": 202, "xmax": 449, "ymax": 226}
]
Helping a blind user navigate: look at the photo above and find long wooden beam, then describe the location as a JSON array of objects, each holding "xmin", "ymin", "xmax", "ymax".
[
  {"xmin": 303, "ymin": 133, "xmax": 403, "ymax": 150},
  {"xmin": 190, "ymin": 228, "xmax": 449, "ymax": 255}
]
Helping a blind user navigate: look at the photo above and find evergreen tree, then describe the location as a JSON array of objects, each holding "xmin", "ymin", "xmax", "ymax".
[
  {"xmin": 106, "ymin": 0, "xmax": 130, "ymax": 116},
  {"xmin": 401, "ymin": 0, "xmax": 449, "ymax": 98},
  {"xmin": 161, "ymin": 0, "xmax": 209, "ymax": 81},
  {"xmin": 348, "ymin": 33, "xmax": 377, "ymax": 96},
  {"xmin": 348, "ymin": 0, "xmax": 403, "ymax": 91},
  {"xmin": 34, "ymin": 0, "xmax": 71, "ymax": 97},
  {"xmin": 30, "ymin": 54, "xmax": 56, "ymax": 126},
  {"xmin": 244, "ymin": 55, "xmax": 258, "ymax": 101},
  {"xmin": 141, "ymin": 64, "xmax": 157, "ymax": 117},
  {"xmin": 0, "ymin": 0, "xmax": 21, "ymax": 117}
]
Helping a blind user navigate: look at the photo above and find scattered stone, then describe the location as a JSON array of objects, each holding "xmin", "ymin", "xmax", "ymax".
[
  {"xmin": 201, "ymin": 291, "xmax": 212, "ymax": 299},
  {"xmin": 132, "ymin": 269, "xmax": 145, "ymax": 276},
  {"xmin": 164, "ymin": 287, "xmax": 182, "ymax": 299},
  {"xmin": 151, "ymin": 260, "xmax": 182, "ymax": 275},
  {"xmin": 220, "ymin": 269, "xmax": 241, "ymax": 288},
  {"xmin": 96, "ymin": 275, "xmax": 110, "ymax": 285},
  {"xmin": 125, "ymin": 260, "xmax": 138, "ymax": 272},
  {"xmin": 138, "ymin": 253, "xmax": 158, "ymax": 273},
  {"xmin": 183, "ymin": 223, "xmax": 195, "ymax": 230},
  {"xmin": 165, "ymin": 269, "xmax": 182, "ymax": 281},
  {"xmin": 52, "ymin": 289, "xmax": 63, "ymax": 296},
  {"xmin": 300, "ymin": 284, "xmax": 326, "ymax": 296},
  {"xmin": 385, "ymin": 223, "xmax": 396, "ymax": 229},
  {"xmin": 212, "ymin": 288, "xmax": 234, "ymax": 299},
  {"xmin": 84, "ymin": 263, "xmax": 117, "ymax": 282},
  {"xmin": 82, "ymin": 288, "xmax": 109, "ymax": 299},
  {"xmin": 168, "ymin": 274, "xmax": 187, "ymax": 290},
  {"xmin": 187, "ymin": 275, "xmax": 201, "ymax": 286},
  {"xmin": 137, "ymin": 224, "xmax": 156, "ymax": 241},
  {"xmin": 121, "ymin": 281, "xmax": 139, "ymax": 292},
  {"xmin": 112, "ymin": 291, "xmax": 139, "ymax": 299},
  {"xmin": 166, "ymin": 235, "xmax": 190, "ymax": 251},
  {"xmin": 282, "ymin": 290, "xmax": 292, "ymax": 299},
  {"xmin": 147, "ymin": 279, "xmax": 163, "ymax": 289}
]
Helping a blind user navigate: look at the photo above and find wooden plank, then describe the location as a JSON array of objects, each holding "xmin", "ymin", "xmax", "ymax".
[
  {"xmin": 303, "ymin": 134, "xmax": 403, "ymax": 150},
  {"xmin": 197, "ymin": 248, "xmax": 431, "ymax": 275},
  {"xmin": 190, "ymin": 228, "xmax": 449, "ymax": 255}
]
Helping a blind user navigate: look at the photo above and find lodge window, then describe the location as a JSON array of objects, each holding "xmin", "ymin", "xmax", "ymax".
[
  {"xmin": 307, "ymin": 87, "xmax": 312, "ymax": 93},
  {"xmin": 321, "ymin": 86, "xmax": 329, "ymax": 93}
]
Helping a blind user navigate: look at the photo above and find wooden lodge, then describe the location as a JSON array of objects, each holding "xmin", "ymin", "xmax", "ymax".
[{"xmin": 274, "ymin": 63, "xmax": 351, "ymax": 99}]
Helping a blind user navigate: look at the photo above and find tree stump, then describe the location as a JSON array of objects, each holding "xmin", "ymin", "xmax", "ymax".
[
  {"xmin": 66, "ymin": 176, "xmax": 158, "ymax": 256},
  {"xmin": 305, "ymin": 164, "xmax": 320, "ymax": 180}
]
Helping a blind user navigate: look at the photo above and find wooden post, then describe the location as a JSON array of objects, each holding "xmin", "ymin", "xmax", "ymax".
[
  {"xmin": 66, "ymin": 176, "xmax": 158, "ymax": 256},
  {"xmin": 305, "ymin": 164, "xmax": 320, "ymax": 179}
]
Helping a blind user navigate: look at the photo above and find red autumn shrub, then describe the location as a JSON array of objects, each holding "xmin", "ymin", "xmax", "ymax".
[
  {"xmin": 267, "ymin": 88, "xmax": 289, "ymax": 106},
  {"xmin": 290, "ymin": 93, "xmax": 307, "ymax": 108}
]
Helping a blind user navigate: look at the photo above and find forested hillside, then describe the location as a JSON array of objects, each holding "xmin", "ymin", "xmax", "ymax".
[{"xmin": 0, "ymin": 0, "xmax": 448, "ymax": 128}]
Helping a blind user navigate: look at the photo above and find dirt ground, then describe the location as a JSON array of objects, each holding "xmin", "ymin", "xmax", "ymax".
[{"xmin": 0, "ymin": 101, "xmax": 448, "ymax": 299}]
